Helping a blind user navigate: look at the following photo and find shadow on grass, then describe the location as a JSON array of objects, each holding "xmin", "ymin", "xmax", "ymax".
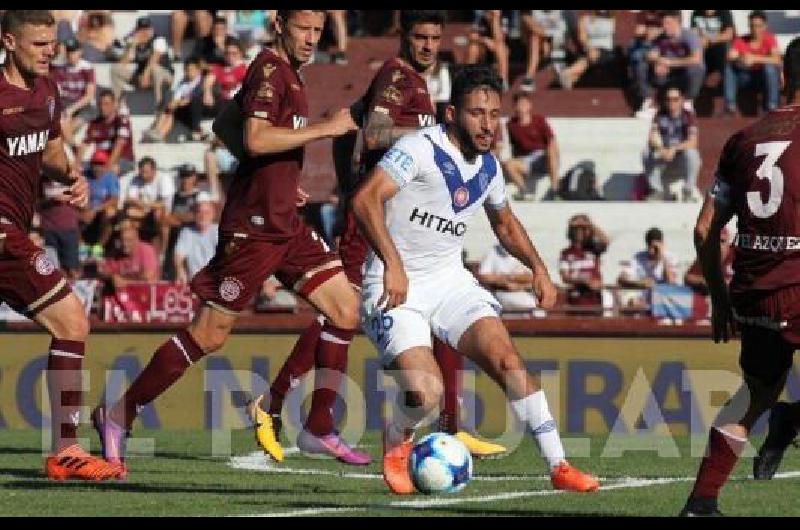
[{"xmin": 2, "ymin": 479, "xmax": 304, "ymax": 496}]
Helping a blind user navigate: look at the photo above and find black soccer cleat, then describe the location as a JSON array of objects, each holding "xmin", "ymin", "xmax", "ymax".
[
  {"xmin": 754, "ymin": 402, "xmax": 800, "ymax": 480},
  {"xmin": 679, "ymin": 496, "xmax": 723, "ymax": 517}
]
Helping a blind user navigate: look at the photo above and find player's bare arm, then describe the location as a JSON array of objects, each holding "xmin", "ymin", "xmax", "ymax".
[
  {"xmin": 42, "ymin": 137, "xmax": 88, "ymax": 208},
  {"xmin": 485, "ymin": 204, "xmax": 557, "ymax": 309},
  {"xmin": 352, "ymin": 166, "xmax": 407, "ymax": 310},
  {"xmin": 694, "ymin": 190, "xmax": 735, "ymax": 343},
  {"xmin": 363, "ymin": 110, "xmax": 418, "ymax": 151}
]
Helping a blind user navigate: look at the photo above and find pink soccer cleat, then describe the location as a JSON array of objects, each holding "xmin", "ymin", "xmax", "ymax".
[
  {"xmin": 91, "ymin": 405, "xmax": 129, "ymax": 479},
  {"xmin": 296, "ymin": 429, "xmax": 372, "ymax": 465}
]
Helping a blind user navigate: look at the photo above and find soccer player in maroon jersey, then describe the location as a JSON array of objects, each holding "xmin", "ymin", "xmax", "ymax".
[
  {"xmin": 252, "ymin": 11, "xmax": 506, "ymax": 464},
  {"xmin": 682, "ymin": 69, "xmax": 800, "ymax": 515},
  {"xmin": 92, "ymin": 10, "xmax": 363, "ymax": 475},
  {"xmin": 0, "ymin": 10, "xmax": 121, "ymax": 481}
]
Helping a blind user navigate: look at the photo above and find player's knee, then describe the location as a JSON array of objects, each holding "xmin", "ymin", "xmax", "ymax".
[
  {"xmin": 327, "ymin": 298, "xmax": 360, "ymax": 331},
  {"xmin": 188, "ymin": 325, "xmax": 228, "ymax": 354},
  {"xmin": 496, "ymin": 350, "xmax": 525, "ymax": 375},
  {"xmin": 61, "ymin": 314, "xmax": 90, "ymax": 342}
]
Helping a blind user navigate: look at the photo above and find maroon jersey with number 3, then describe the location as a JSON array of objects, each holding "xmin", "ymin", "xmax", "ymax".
[
  {"xmin": 221, "ymin": 48, "xmax": 309, "ymax": 241},
  {"xmin": 712, "ymin": 105, "xmax": 800, "ymax": 295},
  {"xmin": 0, "ymin": 73, "xmax": 62, "ymax": 230}
]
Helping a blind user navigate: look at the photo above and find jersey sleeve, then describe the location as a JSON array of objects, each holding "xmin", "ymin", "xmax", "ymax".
[
  {"xmin": 709, "ymin": 133, "xmax": 737, "ymax": 205},
  {"xmin": 485, "ymin": 159, "xmax": 508, "ymax": 210},
  {"xmin": 368, "ymin": 65, "xmax": 411, "ymax": 122},
  {"xmin": 48, "ymin": 79, "xmax": 63, "ymax": 140},
  {"xmin": 377, "ymin": 133, "xmax": 426, "ymax": 189},
  {"xmin": 237, "ymin": 58, "xmax": 287, "ymax": 124}
]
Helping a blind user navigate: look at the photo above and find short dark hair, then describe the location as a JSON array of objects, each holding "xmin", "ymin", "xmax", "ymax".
[
  {"xmin": 276, "ymin": 10, "xmax": 326, "ymax": 25},
  {"xmin": 213, "ymin": 15, "xmax": 228, "ymax": 26},
  {"xmin": 662, "ymin": 10, "xmax": 682, "ymax": 21},
  {"xmin": 138, "ymin": 157, "xmax": 156, "ymax": 170},
  {"xmin": 400, "ymin": 10, "xmax": 445, "ymax": 35},
  {"xmin": 450, "ymin": 65, "xmax": 504, "ymax": 109},
  {"xmin": 1, "ymin": 10, "xmax": 55, "ymax": 37},
  {"xmin": 749, "ymin": 10, "xmax": 768, "ymax": 23},
  {"xmin": 645, "ymin": 227, "xmax": 664, "ymax": 245},
  {"xmin": 98, "ymin": 88, "xmax": 115, "ymax": 102},
  {"xmin": 184, "ymin": 56, "xmax": 201, "ymax": 68},
  {"xmin": 224, "ymin": 35, "xmax": 242, "ymax": 51}
]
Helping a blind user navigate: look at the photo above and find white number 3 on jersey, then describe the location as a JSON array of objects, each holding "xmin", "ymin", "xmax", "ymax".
[{"xmin": 747, "ymin": 141, "xmax": 791, "ymax": 218}]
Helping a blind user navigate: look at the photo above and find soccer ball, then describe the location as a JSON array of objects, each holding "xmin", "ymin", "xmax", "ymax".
[{"xmin": 409, "ymin": 432, "xmax": 473, "ymax": 494}]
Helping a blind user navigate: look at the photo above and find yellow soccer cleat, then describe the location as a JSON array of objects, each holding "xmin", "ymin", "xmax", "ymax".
[
  {"xmin": 246, "ymin": 395, "xmax": 284, "ymax": 463},
  {"xmin": 455, "ymin": 431, "xmax": 507, "ymax": 458}
]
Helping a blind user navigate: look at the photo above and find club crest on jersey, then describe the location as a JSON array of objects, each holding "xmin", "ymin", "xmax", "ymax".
[
  {"xmin": 262, "ymin": 64, "xmax": 276, "ymax": 79},
  {"xmin": 219, "ymin": 277, "xmax": 244, "ymax": 302},
  {"xmin": 453, "ymin": 186, "xmax": 470, "ymax": 207},
  {"xmin": 381, "ymin": 85, "xmax": 403, "ymax": 105},
  {"xmin": 33, "ymin": 252, "xmax": 55, "ymax": 276},
  {"xmin": 391, "ymin": 70, "xmax": 405, "ymax": 84}
]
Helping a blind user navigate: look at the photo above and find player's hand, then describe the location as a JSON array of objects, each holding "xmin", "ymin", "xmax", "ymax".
[
  {"xmin": 379, "ymin": 263, "xmax": 408, "ymax": 311},
  {"xmin": 532, "ymin": 272, "xmax": 557, "ymax": 310},
  {"xmin": 296, "ymin": 187, "xmax": 310, "ymax": 207},
  {"xmin": 710, "ymin": 295, "xmax": 736, "ymax": 343},
  {"xmin": 67, "ymin": 171, "xmax": 90, "ymax": 208},
  {"xmin": 325, "ymin": 108, "xmax": 358, "ymax": 137}
]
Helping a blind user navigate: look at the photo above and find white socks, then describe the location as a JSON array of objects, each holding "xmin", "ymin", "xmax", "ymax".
[{"xmin": 510, "ymin": 390, "xmax": 566, "ymax": 472}]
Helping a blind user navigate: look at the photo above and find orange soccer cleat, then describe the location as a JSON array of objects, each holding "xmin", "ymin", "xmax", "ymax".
[
  {"xmin": 46, "ymin": 444, "xmax": 124, "ymax": 481},
  {"xmin": 383, "ymin": 432, "xmax": 415, "ymax": 495},
  {"xmin": 550, "ymin": 461, "xmax": 600, "ymax": 492}
]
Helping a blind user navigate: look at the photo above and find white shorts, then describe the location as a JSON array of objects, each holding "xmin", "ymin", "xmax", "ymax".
[{"xmin": 361, "ymin": 269, "xmax": 502, "ymax": 367}]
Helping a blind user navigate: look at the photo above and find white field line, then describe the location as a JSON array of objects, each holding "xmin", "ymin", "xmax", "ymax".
[{"xmin": 229, "ymin": 451, "xmax": 800, "ymax": 518}]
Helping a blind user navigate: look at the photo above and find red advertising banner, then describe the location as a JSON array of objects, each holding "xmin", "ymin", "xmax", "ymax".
[{"xmin": 102, "ymin": 282, "xmax": 199, "ymax": 323}]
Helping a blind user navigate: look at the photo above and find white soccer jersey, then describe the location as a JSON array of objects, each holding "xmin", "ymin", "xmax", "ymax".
[{"xmin": 363, "ymin": 124, "xmax": 508, "ymax": 283}]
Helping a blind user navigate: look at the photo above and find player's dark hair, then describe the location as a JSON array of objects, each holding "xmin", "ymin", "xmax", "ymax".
[
  {"xmin": 1, "ymin": 10, "xmax": 55, "ymax": 37},
  {"xmin": 98, "ymin": 88, "xmax": 115, "ymax": 101},
  {"xmin": 450, "ymin": 65, "xmax": 504, "ymax": 109},
  {"xmin": 645, "ymin": 227, "xmax": 664, "ymax": 245},
  {"xmin": 784, "ymin": 36, "xmax": 800, "ymax": 103},
  {"xmin": 400, "ymin": 10, "xmax": 445, "ymax": 35},
  {"xmin": 138, "ymin": 157, "xmax": 156, "ymax": 170},
  {"xmin": 276, "ymin": 10, "xmax": 326, "ymax": 25},
  {"xmin": 662, "ymin": 10, "xmax": 681, "ymax": 21},
  {"xmin": 749, "ymin": 10, "xmax": 767, "ymax": 23}
]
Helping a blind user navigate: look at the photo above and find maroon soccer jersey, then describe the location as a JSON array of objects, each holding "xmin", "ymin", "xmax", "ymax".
[
  {"xmin": 0, "ymin": 73, "xmax": 62, "ymax": 230},
  {"xmin": 558, "ymin": 246, "xmax": 602, "ymax": 305},
  {"xmin": 50, "ymin": 60, "xmax": 95, "ymax": 107},
  {"xmin": 713, "ymin": 105, "xmax": 800, "ymax": 295},
  {"xmin": 507, "ymin": 114, "xmax": 554, "ymax": 157},
  {"xmin": 220, "ymin": 48, "xmax": 308, "ymax": 241},
  {"xmin": 358, "ymin": 57, "xmax": 436, "ymax": 183},
  {"xmin": 84, "ymin": 113, "xmax": 134, "ymax": 164}
]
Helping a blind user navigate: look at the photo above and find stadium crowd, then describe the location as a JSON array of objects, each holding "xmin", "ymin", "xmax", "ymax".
[{"xmin": 5, "ymin": 9, "xmax": 800, "ymax": 320}]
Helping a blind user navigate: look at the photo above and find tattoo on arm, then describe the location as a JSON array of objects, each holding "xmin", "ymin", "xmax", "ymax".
[{"xmin": 363, "ymin": 111, "xmax": 416, "ymax": 150}]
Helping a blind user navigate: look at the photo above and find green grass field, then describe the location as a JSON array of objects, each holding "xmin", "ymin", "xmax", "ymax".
[{"xmin": 1, "ymin": 429, "xmax": 800, "ymax": 516}]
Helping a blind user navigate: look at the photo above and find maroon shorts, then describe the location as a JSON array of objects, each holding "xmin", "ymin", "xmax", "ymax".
[
  {"xmin": 0, "ymin": 223, "xmax": 71, "ymax": 316},
  {"xmin": 338, "ymin": 209, "xmax": 369, "ymax": 287},
  {"xmin": 732, "ymin": 285, "xmax": 800, "ymax": 385},
  {"xmin": 191, "ymin": 222, "xmax": 342, "ymax": 314}
]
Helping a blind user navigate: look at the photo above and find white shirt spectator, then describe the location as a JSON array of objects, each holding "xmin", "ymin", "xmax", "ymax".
[
  {"xmin": 174, "ymin": 222, "xmax": 219, "ymax": 280},
  {"xmin": 622, "ymin": 250, "xmax": 679, "ymax": 284},
  {"xmin": 479, "ymin": 244, "xmax": 539, "ymax": 311},
  {"xmin": 120, "ymin": 171, "xmax": 176, "ymax": 212}
]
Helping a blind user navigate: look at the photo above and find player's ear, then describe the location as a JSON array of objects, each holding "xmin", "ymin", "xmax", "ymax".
[
  {"xmin": 444, "ymin": 104, "xmax": 456, "ymax": 125},
  {"xmin": 274, "ymin": 14, "xmax": 285, "ymax": 38},
  {"xmin": 1, "ymin": 31, "xmax": 16, "ymax": 53}
]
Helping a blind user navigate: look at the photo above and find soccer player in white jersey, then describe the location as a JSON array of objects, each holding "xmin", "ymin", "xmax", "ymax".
[{"xmin": 352, "ymin": 65, "xmax": 600, "ymax": 495}]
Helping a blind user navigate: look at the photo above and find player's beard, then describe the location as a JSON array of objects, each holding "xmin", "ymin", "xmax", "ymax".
[{"xmin": 452, "ymin": 121, "xmax": 488, "ymax": 160}]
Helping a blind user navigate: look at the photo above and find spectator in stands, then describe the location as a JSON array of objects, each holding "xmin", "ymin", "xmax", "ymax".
[
  {"xmin": 519, "ymin": 10, "xmax": 577, "ymax": 92},
  {"xmin": 230, "ymin": 10, "xmax": 274, "ymax": 49},
  {"xmin": 690, "ymin": 10, "xmax": 735, "ymax": 78},
  {"xmin": 326, "ymin": 10, "xmax": 349, "ymax": 65},
  {"xmin": 723, "ymin": 10, "xmax": 782, "ymax": 116},
  {"xmin": 500, "ymin": 92, "xmax": 560, "ymax": 200},
  {"xmin": 99, "ymin": 220, "xmax": 160, "ymax": 290},
  {"xmin": 173, "ymin": 194, "xmax": 219, "ymax": 284},
  {"xmin": 203, "ymin": 138, "xmax": 235, "ymax": 204},
  {"xmin": 172, "ymin": 10, "xmax": 215, "ymax": 61},
  {"xmin": 80, "ymin": 150, "xmax": 120, "ymax": 249},
  {"xmin": 204, "ymin": 37, "xmax": 248, "ymax": 103},
  {"xmin": 556, "ymin": 10, "xmax": 616, "ymax": 90},
  {"xmin": 78, "ymin": 89, "xmax": 136, "ymax": 177},
  {"xmin": 629, "ymin": 10, "xmax": 663, "ymax": 111},
  {"xmin": 51, "ymin": 38, "xmax": 97, "ymax": 150},
  {"xmin": 39, "ymin": 181, "xmax": 81, "ymax": 280},
  {"xmin": 684, "ymin": 227, "xmax": 734, "ymax": 295},
  {"xmin": 77, "ymin": 10, "xmax": 115, "ymax": 62},
  {"xmin": 638, "ymin": 10, "xmax": 705, "ymax": 117},
  {"xmin": 142, "ymin": 57, "xmax": 212, "ymax": 143},
  {"xmin": 192, "ymin": 15, "xmax": 230, "ymax": 68},
  {"xmin": 466, "ymin": 10, "xmax": 510, "ymax": 90},
  {"xmin": 120, "ymin": 157, "xmax": 175, "ymax": 254},
  {"xmin": 558, "ymin": 214, "xmax": 609, "ymax": 312},
  {"xmin": 477, "ymin": 243, "xmax": 539, "ymax": 313},
  {"xmin": 111, "ymin": 16, "xmax": 174, "ymax": 109},
  {"xmin": 644, "ymin": 85, "xmax": 701, "ymax": 202},
  {"xmin": 618, "ymin": 227, "xmax": 678, "ymax": 289},
  {"xmin": 163, "ymin": 165, "xmax": 204, "ymax": 279}
]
